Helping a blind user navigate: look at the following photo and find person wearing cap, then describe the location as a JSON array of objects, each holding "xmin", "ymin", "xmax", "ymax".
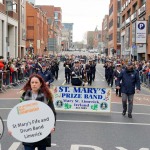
[
  {"xmin": 116, "ymin": 61, "xmax": 140, "ymax": 118},
  {"xmin": 71, "ymin": 60, "xmax": 83, "ymax": 86},
  {"xmin": 85, "ymin": 60, "xmax": 93, "ymax": 85},
  {"xmin": 63, "ymin": 58, "xmax": 72, "ymax": 84},
  {"xmin": 37, "ymin": 63, "xmax": 54, "ymax": 86},
  {"xmin": 114, "ymin": 64, "xmax": 122, "ymax": 97}
]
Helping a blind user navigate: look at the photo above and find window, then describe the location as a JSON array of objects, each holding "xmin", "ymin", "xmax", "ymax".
[
  {"xmin": 54, "ymin": 12, "xmax": 59, "ymax": 20},
  {"xmin": 21, "ymin": 6, "xmax": 24, "ymax": 24},
  {"xmin": 117, "ymin": 32, "xmax": 120, "ymax": 43},
  {"xmin": 148, "ymin": 16, "xmax": 150, "ymax": 34},
  {"xmin": 13, "ymin": 3, "xmax": 17, "ymax": 13},
  {"xmin": 109, "ymin": 33, "xmax": 113, "ymax": 41},
  {"xmin": 0, "ymin": 0, "xmax": 4, "ymax": 4},
  {"xmin": 117, "ymin": 1, "xmax": 121, "ymax": 12},
  {"xmin": 109, "ymin": 19, "xmax": 113, "ymax": 28},
  {"xmin": 109, "ymin": 5, "xmax": 113, "ymax": 15},
  {"xmin": 117, "ymin": 16, "xmax": 120, "ymax": 28}
]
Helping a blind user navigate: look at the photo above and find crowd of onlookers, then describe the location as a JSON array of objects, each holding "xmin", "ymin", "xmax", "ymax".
[
  {"xmin": 101, "ymin": 56, "xmax": 150, "ymax": 89},
  {"xmin": 0, "ymin": 53, "xmax": 150, "ymax": 92}
]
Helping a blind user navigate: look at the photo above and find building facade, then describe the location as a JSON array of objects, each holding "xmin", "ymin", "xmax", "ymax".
[
  {"xmin": 93, "ymin": 26, "xmax": 102, "ymax": 53},
  {"xmin": 121, "ymin": 0, "xmax": 149, "ymax": 60},
  {"xmin": 26, "ymin": 2, "xmax": 48, "ymax": 56},
  {"xmin": 108, "ymin": 0, "xmax": 121, "ymax": 58},
  {"xmin": 102, "ymin": 15, "xmax": 109, "ymax": 56},
  {"xmin": 38, "ymin": 5, "xmax": 62, "ymax": 54},
  {"xmin": 63, "ymin": 23, "xmax": 74, "ymax": 49},
  {"xmin": 18, "ymin": 0, "xmax": 26, "ymax": 58},
  {"xmin": 0, "ymin": 0, "xmax": 18, "ymax": 59}
]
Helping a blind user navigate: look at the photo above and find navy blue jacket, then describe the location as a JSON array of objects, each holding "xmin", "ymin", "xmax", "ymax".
[
  {"xmin": 116, "ymin": 68, "xmax": 140, "ymax": 94},
  {"xmin": 37, "ymin": 70, "xmax": 54, "ymax": 85}
]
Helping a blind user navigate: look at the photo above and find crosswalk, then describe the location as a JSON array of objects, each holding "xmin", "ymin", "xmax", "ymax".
[
  {"xmin": 0, "ymin": 143, "xmax": 57, "ymax": 150},
  {"xmin": 0, "ymin": 143, "xmax": 149, "ymax": 150}
]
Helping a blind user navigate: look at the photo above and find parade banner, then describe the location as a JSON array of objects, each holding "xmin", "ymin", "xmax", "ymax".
[
  {"xmin": 0, "ymin": 117, "xmax": 4, "ymax": 140},
  {"xmin": 53, "ymin": 86, "xmax": 111, "ymax": 112},
  {"xmin": 7, "ymin": 100, "xmax": 55, "ymax": 143}
]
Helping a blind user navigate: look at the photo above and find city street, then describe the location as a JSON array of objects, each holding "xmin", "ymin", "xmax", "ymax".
[{"xmin": 0, "ymin": 58, "xmax": 150, "ymax": 150}]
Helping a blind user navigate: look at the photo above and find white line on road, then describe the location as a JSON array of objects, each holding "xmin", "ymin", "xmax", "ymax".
[
  {"xmin": 56, "ymin": 119, "xmax": 150, "ymax": 126},
  {"xmin": 8, "ymin": 142, "xmax": 20, "ymax": 150},
  {"xmin": 1, "ymin": 108, "xmax": 150, "ymax": 116},
  {"xmin": 3, "ymin": 119, "xmax": 150, "ymax": 126},
  {"xmin": 116, "ymin": 147, "xmax": 128, "ymax": 150}
]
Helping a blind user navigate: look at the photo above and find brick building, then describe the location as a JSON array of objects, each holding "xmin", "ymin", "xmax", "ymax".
[
  {"xmin": 102, "ymin": 15, "xmax": 109, "ymax": 56},
  {"xmin": 93, "ymin": 26, "xmax": 102, "ymax": 52},
  {"xmin": 26, "ymin": 2, "xmax": 48, "ymax": 56},
  {"xmin": 121, "ymin": 0, "xmax": 150, "ymax": 60},
  {"xmin": 0, "ymin": 0, "xmax": 18, "ymax": 59},
  {"xmin": 108, "ymin": 0, "xmax": 121, "ymax": 58},
  {"xmin": 37, "ymin": 5, "xmax": 62, "ymax": 54}
]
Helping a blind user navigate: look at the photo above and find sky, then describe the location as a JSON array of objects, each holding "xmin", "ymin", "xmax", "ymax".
[{"xmin": 35, "ymin": 0, "xmax": 110, "ymax": 42}]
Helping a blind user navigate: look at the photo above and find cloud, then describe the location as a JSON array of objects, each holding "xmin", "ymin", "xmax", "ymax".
[{"xmin": 35, "ymin": 0, "xmax": 110, "ymax": 42}]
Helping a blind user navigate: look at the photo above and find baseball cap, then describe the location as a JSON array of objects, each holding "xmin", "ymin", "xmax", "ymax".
[
  {"xmin": 127, "ymin": 62, "xmax": 133, "ymax": 66},
  {"xmin": 41, "ymin": 63, "xmax": 46, "ymax": 67}
]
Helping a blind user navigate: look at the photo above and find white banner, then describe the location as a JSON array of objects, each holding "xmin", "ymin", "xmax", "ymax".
[
  {"xmin": 7, "ymin": 100, "xmax": 55, "ymax": 143},
  {"xmin": 53, "ymin": 86, "xmax": 111, "ymax": 112},
  {"xmin": 136, "ymin": 21, "xmax": 147, "ymax": 44}
]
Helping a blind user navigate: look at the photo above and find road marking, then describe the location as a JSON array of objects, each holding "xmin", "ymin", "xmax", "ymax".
[
  {"xmin": 8, "ymin": 142, "xmax": 20, "ymax": 150},
  {"xmin": 3, "ymin": 118, "xmax": 150, "ymax": 126},
  {"xmin": 71, "ymin": 144, "xmax": 103, "ymax": 150},
  {"xmin": 1, "ymin": 108, "xmax": 150, "ymax": 116},
  {"xmin": 139, "ymin": 148, "xmax": 149, "ymax": 150},
  {"xmin": 35, "ymin": 143, "xmax": 57, "ymax": 149},
  {"xmin": 116, "ymin": 147, "xmax": 128, "ymax": 150},
  {"xmin": 57, "ymin": 119, "xmax": 150, "ymax": 126},
  {"xmin": 62, "ymin": 80, "xmax": 66, "ymax": 85},
  {"xmin": 112, "ymin": 102, "xmax": 150, "ymax": 106}
]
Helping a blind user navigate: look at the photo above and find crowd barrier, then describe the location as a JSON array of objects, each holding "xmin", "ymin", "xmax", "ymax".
[
  {"xmin": 0, "ymin": 67, "xmax": 35, "ymax": 93},
  {"xmin": 140, "ymin": 73, "xmax": 150, "ymax": 89}
]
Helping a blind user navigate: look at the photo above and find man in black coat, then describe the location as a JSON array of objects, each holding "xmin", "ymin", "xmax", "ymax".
[{"xmin": 116, "ymin": 62, "xmax": 140, "ymax": 118}]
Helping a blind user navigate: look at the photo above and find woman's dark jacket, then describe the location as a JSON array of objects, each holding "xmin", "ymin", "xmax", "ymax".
[{"xmin": 20, "ymin": 89, "xmax": 56, "ymax": 147}]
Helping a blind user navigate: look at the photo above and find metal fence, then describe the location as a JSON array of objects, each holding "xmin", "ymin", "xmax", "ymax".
[
  {"xmin": 0, "ymin": 67, "xmax": 35, "ymax": 93},
  {"xmin": 140, "ymin": 73, "xmax": 150, "ymax": 89}
]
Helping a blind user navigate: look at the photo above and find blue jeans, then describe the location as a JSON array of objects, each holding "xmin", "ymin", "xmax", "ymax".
[{"xmin": 24, "ymin": 145, "xmax": 46, "ymax": 150}]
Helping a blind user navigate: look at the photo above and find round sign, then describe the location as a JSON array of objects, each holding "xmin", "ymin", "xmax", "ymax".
[
  {"xmin": 7, "ymin": 100, "xmax": 55, "ymax": 143},
  {"xmin": 0, "ymin": 117, "xmax": 4, "ymax": 140}
]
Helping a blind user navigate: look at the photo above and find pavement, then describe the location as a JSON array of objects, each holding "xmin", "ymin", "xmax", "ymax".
[{"xmin": 1, "ymin": 86, "xmax": 150, "ymax": 105}]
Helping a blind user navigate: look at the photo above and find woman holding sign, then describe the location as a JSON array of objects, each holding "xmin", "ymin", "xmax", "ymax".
[{"xmin": 20, "ymin": 74, "xmax": 56, "ymax": 150}]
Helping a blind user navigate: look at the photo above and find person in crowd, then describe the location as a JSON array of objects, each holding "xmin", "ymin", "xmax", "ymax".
[
  {"xmin": 0, "ymin": 56, "xmax": 4, "ymax": 70},
  {"xmin": 116, "ymin": 62, "xmax": 141, "ymax": 118},
  {"xmin": 20, "ymin": 74, "xmax": 56, "ymax": 150},
  {"xmin": 91, "ymin": 59, "xmax": 96, "ymax": 81},
  {"xmin": 85, "ymin": 60, "xmax": 93, "ymax": 85},
  {"xmin": 71, "ymin": 59, "xmax": 83, "ymax": 86},
  {"xmin": 103, "ymin": 60, "xmax": 109, "ymax": 82},
  {"xmin": 63, "ymin": 58, "xmax": 72, "ymax": 84},
  {"xmin": 107, "ymin": 60, "xmax": 114, "ymax": 87},
  {"xmin": 51, "ymin": 58, "xmax": 59, "ymax": 80},
  {"xmin": 114, "ymin": 64, "xmax": 122, "ymax": 97},
  {"xmin": 37, "ymin": 63, "xmax": 54, "ymax": 87}
]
